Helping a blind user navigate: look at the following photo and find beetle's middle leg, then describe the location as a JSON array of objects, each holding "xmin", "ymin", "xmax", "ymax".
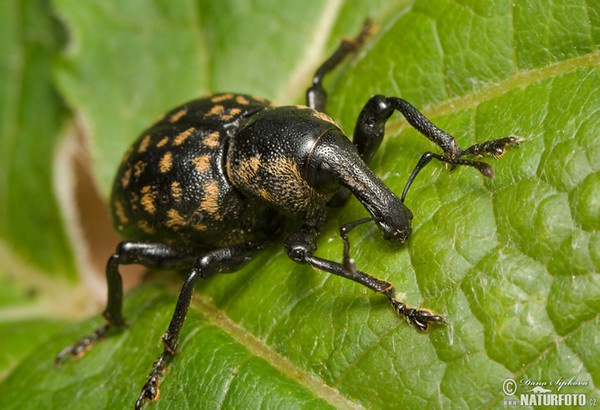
[
  {"xmin": 284, "ymin": 224, "xmax": 444, "ymax": 331},
  {"xmin": 306, "ymin": 19, "xmax": 374, "ymax": 112},
  {"xmin": 135, "ymin": 240, "xmax": 267, "ymax": 409}
]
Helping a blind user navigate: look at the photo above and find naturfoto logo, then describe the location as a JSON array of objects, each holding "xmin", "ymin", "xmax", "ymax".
[{"xmin": 502, "ymin": 377, "xmax": 595, "ymax": 407}]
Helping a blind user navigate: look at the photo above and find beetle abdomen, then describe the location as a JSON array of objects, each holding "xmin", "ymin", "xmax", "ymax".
[{"xmin": 110, "ymin": 94, "xmax": 277, "ymax": 248}]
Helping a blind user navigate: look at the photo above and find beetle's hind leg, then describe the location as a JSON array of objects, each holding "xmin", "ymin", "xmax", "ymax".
[
  {"xmin": 285, "ymin": 222, "xmax": 444, "ymax": 332},
  {"xmin": 306, "ymin": 19, "xmax": 375, "ymax": 112},
  {"xmin": 55, "ymin": 242, "xmax": 197, "ymax": 364}
]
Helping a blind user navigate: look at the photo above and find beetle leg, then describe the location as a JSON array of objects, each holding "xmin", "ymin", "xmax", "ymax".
[
  {"xmin": 399, "ymin": 151, "xmax": 497, "ymax": 202},
  {"xmin": 135, "ymin": 241, "xmax": 267, "ymax": 410},
  {"xmin": 305, "ymin": 19, "xmax": 375, "ymax": 208},
  {"xmin": 306, "ymin": 19, "xmax": 374, "ymax": 112},
  {"xmin": 55, "ymin": 242, "xmax": 197, "ymax": 365},
  {"xmin": 284, "ymin": 224, "xmax": 444, "ymax": 331},
  {"xmin": 352, "ymin": 94, "xmax": 523, "ymax": 200},
  {"xmin": 400, "ymin": 135, "xmax": 524, "ymax": 202}
]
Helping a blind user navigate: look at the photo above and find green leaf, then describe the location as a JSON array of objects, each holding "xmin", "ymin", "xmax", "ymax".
[
  {"xmin": 0, "ymin": 273, "xmax": 66, "ymax": 381},
  {"xmin": 1, "ymin": 0, "xmax": 599, "ymax": 409},
  {"xmin": 0, "ymin": 0, "xmax": 75, "ymax": 279}
]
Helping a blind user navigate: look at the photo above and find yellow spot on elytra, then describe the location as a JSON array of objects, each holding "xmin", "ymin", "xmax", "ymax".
[
  {"xmin": 206, "ymin": 105, "xmax": 225, "ymax": 117},
  {"xmin": 211, "ymin": 93, "xmax": 234, "ymax": 103},
  {"xmin": 140, "ymin": 185, "xmax": 157, "ymax": 214},
  {"xmin": 113, "ymin": 199, "xmax": 129, "ymax": 224},
  {"xmin": 191, "ymin": 155, "xmax": 210, "ymax": 173},
  {"xmin": 235, "ymin": 95, "xmax": 250, "ymax": 105},
  {"xmin": 129, "ymin": 192, "xmax": 139, "ymax": 211},
  {"xmin": 193, "ymin": 223, "xmax": 207, "ymax": 231},
  {"xmin": 173, "ymin": 128, "xmax": 195, "ymax": 145},
  {"xmin": 138, "ymin": 135, "xmax": 151, "ymax": 153},
  {"xmin": 201, "ymin": 180, "xmax": 220, "ymax": 216},
  {"xmin": 165, "ymin": 209, "xmax": 185, "ymax": 230},
  {"xmin": 159, "ymin": 152, "xmax": 173, "ymax": 173},
  {"xmin": 203, "ymin": 131, "xmax": 220, "ymax": 148},
  {"xmin": 157, "ymin": 137, "xmax": 169, "ymax": 147},
  {"xmin": 171, "ymin": 181, "xmax": 182, "ymax": 200},
  {"xmin": 134, "ymin": 160, "xmax": 147, "ymax": 178},
  {"xmin": 137, "ymin": 220, "xmax": 155, "ymax": 235},
  {"xmin": 169, "ymin": 108, "xmax": 187, "ymax": 123},
  {"xmin": 223, "ymin": 108, "xmax": 242, "ymax": 120},
  {"xmin": 121, "ymin": 166, "xmax": 132, "ymax": 188}
]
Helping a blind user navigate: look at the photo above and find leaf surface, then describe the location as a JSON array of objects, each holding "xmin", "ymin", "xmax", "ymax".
[{"xmin": 0, "ymin": 0, "xmax": 599, "ymax": 409}]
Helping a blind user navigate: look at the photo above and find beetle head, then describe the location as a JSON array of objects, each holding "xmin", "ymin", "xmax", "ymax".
[{"xmin": 370, "ymin": 197, "xmax": 413, "ymax": 243}]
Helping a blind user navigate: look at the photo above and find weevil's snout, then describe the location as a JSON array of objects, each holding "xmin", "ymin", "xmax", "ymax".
[
  {"xmin": 375, "ymin": 202, "xmax": 413, "ymax": 243},
  {"xmin": 306, "ymin": 129, "xmax": 414, "ymax": 244}
]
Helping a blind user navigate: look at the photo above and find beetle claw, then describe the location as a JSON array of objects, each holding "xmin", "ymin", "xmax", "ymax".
[
  {"xmin": 55, "ymin": 324, "xmax": 111, "ymax": 365},
  {"xmin": 135, "ymin": 353, "xmax": 167, "ymax": 410},
  {"xmin": 390, "ymin": 300, "xmax": 445, "ymax": 332}
]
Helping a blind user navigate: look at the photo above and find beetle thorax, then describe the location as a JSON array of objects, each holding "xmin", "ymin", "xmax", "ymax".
[{"xmin": 226, "ymin": 106, "xmax": 339, "ymax": 219}]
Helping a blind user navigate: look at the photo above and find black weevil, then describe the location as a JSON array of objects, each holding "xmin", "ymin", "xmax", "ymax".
[{"xmin": 56, "ymin": 21, "xmax": 521, "ymax": 408}]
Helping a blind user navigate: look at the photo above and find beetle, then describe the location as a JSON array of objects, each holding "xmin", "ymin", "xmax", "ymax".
[{"xmin": 56, "ymin": 21, "xmax": 521, "ymax": 408}]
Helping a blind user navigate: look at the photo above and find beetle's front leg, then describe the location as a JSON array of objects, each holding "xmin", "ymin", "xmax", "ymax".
[
  {"xmin": 352, "ymin": 94, "xmax": 523, "ymax": 201},
  {"xmin": 284, "ymin": 223, "xmax": 444, "ymax": 331}
]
